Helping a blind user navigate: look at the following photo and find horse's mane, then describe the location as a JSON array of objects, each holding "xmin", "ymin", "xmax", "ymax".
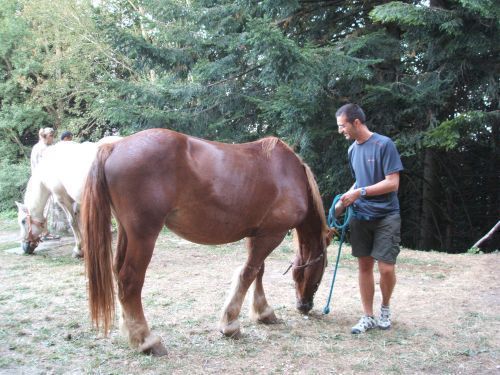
[
  {"xmin": 292, "ymin": 161, "xmax": 330, "ymax": 261},
  {"xmin": 303, "ymin": 163, "xmax": 329, "ymax": 233},
  {"xmin": 260, "ymin": 137, "xmax": 280, "ymax": 158}
]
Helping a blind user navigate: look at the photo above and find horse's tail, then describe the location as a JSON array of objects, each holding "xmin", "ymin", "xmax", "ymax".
[{"xmin": 81, "ymin": 143, "xmax": 115, "ymax": 334}]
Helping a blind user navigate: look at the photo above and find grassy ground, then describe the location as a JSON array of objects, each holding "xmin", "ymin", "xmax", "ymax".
[{"xmin": 0, "ymin": 217, "xmax": 498, "ymax": 374}]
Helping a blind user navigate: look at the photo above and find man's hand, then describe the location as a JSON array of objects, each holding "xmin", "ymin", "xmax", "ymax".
[
  {"xmin": 334, "ymin": 200, "xmax": 346, "ymax": 218},
  {"xmin": 340, "ymin": 189, "xmax": 361, "ymax": 207}
]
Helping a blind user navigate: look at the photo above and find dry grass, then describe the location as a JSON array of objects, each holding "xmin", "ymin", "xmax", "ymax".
[{"xmin": 0, "ymin": 219, "xmax": 498, "ymax": 374}]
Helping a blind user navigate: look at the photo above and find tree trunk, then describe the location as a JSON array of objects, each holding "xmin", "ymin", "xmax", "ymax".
[{"xmin": 419, "ymin": 148, "xmax": 440, "ymax": 250}]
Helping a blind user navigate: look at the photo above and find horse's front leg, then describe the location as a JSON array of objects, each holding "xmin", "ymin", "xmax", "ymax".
[
  {"xmin": 219, "ymin": 232, "xmax": 286, "ymax": 338},
  {"xmin": 55, "ymin": 199, "xmax": 83, "ymax": 258},
  {"xmin": 219, "ymin": 263, "xmax": 261, "ymax": 338},
  {"xmin": 249, "ymin": 262, "xmax": 278, "ymax": 324}
]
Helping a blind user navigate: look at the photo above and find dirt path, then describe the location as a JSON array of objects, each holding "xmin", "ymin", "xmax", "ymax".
[{"xmin": 0, "ymin": 222, "xmax": 498, "ymax": 374}]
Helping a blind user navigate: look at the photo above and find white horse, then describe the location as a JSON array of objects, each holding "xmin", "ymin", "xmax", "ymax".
[{"xmin": 16, "ymin": 136, "xmax": 122, "ymax": 257}]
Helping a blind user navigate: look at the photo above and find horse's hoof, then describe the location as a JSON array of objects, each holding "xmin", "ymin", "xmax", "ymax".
[
  {"xmin": 149, "ymin": 342, "xmax": 168, "ymax": 357},
  {"xmin": 250, "ymin": 306, "xmax": 278, "ymax": 324},
  {"xmin": 138, "ymin": 334, "xmax": 167, "ymax": 356},
  {"xmin": 222, "ymin": 329, "xmax": 241, "ymax": 339},
  {"xmin": 219, "ymin": 320, "xmax": 241, "ymax": 339},
  {"xmin": 258, "ymin": 311, "xmax": 278, "ymax": 324},
  {"xmin": 72, "ymin": 249, "xmax": 83, "ymax": 259}
]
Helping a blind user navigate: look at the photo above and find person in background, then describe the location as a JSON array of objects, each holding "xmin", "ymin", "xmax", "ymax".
[
  {"xmin": 60, "ymin": 130, "xmax": 73, "ymax": 141},
  {"xmin": 335, "ymin": 103, "xmax": 404, "ymax": 334},
  {"xmin": 30, "ymin": 127, "xmax": 55, "ymax": 172},
  {"xmin": 29, "ymin": 127, "xmax": 61, "ymax": 240}
]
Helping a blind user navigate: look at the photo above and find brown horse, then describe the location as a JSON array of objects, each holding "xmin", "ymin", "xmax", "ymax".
[{"xmin": 81, "ymin": 128, "xmax": 331, "ymax": 356}]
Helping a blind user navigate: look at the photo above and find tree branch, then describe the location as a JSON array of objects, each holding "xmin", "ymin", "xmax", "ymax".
[
  {"xmin": 206, "ymin": 64, "xmax": 263, "ymax": 88},
  {"xmin": 473, "ymin": 221, "xmax": 500, "ymax": 248}
]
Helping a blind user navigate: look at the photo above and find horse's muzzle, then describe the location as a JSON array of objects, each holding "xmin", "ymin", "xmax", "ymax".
[
  {"xmin": 296, "ymin": 300, "xmax": 313, "ymax": 314},
  {"xmin": 22, "ymin": 241, "xmax": 36, "ymax": 255}
]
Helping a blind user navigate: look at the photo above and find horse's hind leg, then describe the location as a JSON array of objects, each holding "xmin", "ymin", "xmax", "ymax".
[
  {"xmin": 115, "ymin": 227, "xmax": 167, "ymax": 356},
  {"xmin": 53, "ymin": 196, "xmax": 82, "ymax": 258},
  {"xmin": 219, "ymin": 232, "xmax": 286, "ymax": 337},
  {"xmin": 249, "ymin": 262, "xmax": 278, "ymax": 324},
  {"xmin": 114, "ymin": 224, "xmax": 128, "ymax": 337}
]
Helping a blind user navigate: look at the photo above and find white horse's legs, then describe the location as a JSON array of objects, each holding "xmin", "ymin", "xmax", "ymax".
[
  {"xmin": 53, "ymin": 197, "xmax": 83, "ymax": 257},
  {"xmin": 69, "ymin": 204, "xmax": 83, "ymax": 258}
]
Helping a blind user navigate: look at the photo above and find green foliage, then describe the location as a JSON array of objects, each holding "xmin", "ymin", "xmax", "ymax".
[
  {"xmin": 0, "ymin": 160, "xmax": 29, "ymax": 211},
  {"xmin": 0, "ymin": 209, "xmax": 17, "ymax": 220},
  {"xmin": 371, "ymin": 2, "xmax": 434, "ymax": 27},
  {"xmin": 0, "ymin": 0, "xmax": 498, "ymax": 252},
  {"xmin": 424, "ymin": 111, "xmax": 499, "ymax": 150},
  {"xmin": 371, "ymin": 2, "xmax": 462, "ymax": 35},
  {"xmin": 466, "ymin": 247, "xmax": 483, "ymax": 255},
  {"xmin": 458, "ymin": 0, "xmax": 500, "ymax": 19}
]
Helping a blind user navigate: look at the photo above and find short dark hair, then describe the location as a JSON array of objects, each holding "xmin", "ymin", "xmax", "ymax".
[
  {"xmin": 60, "ymin": 131, "xmax": 73, "ymax": 140},
  {"xmin": 335, "ymin": 103, "xmax": 366, "ymax": 123}
]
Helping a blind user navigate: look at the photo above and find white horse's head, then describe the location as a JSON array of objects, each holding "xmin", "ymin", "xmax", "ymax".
[{"xmin": 15, "ymin": 201, "xmax": 46, "ymax": 254}]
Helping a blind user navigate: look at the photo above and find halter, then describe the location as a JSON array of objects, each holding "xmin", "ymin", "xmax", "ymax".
[
  {"xmin": 23, "ymin": 211, "xmax": 46, "ymax": 247},
  {"xmin": 282, "ymin": 249, "xmax": 326, "ymax": 275}
]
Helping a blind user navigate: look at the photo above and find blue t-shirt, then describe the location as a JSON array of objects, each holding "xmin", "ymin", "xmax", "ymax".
[{"xmin": 348, "ymin": 133, "xmax": 403, "ymax": 219}]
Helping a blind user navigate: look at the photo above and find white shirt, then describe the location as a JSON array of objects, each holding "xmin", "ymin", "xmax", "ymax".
[{"xmin": 30, "ymin": 141, "xmax": 49, "ymax": 172}]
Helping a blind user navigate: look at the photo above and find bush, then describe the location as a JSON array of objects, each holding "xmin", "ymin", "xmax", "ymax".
[{"xmin": 0, "ymin": 160, "xmax": 30, "ymax": 211}]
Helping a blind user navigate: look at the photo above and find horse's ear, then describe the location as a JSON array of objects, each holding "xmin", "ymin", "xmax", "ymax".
[{"xmin": 15, "ymin": 201, "xmax": 27, "ymax": 213}]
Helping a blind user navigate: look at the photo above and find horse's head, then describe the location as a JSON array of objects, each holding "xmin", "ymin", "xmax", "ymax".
[
  {"xmin": 15, "ymin": 202, "xmax": 45, "ymax": 254},
  {"xmin": 292, "ymin": 230, "xmax": 330, "ymax": 314}
]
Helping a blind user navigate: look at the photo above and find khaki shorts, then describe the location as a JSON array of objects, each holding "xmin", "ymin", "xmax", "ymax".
[{"xmin": 349, "ymin": 214, "xmax": 401, "ymax": 264}]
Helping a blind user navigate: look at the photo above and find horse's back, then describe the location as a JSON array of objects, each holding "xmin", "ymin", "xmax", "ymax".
[
  {"xmin": 37, "ymin": 140, "xmax": 114, "ymax": 203},
  {"xmin": 103, "ymin": 129, "xmax": 310, "ymax": 244},
  {"xmin": 96, "ymin": 135, "xmax": 122, "ymax": 146}
]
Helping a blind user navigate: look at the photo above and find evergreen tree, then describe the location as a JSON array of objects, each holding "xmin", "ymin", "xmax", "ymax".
[
  {"xmin": 0, "ymin": 0, "xmax": 497, "ymax": 251},
  {"xmin": 371, "ymin": 0, "xmax": 499, "ymax": 250}
]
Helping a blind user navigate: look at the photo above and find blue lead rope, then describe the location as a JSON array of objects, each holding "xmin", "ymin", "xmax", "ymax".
[{"xmin": 323, "ymin": 194, "xmax": 353, "ymax": 315}]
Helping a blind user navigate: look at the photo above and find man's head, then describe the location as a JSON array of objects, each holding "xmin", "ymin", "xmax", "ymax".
[
  {"xmin": 335, "ymin": 103, "xmax": 366, "ymax": 141},
  {"xmin": 39, "ymin": 127, "xmax": 55, "ymax": 145},
  {"xmin": 60, "ymin": 131, "xmax": 73, "ymax": 141}
]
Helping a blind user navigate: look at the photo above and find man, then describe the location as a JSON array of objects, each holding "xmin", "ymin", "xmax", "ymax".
[
  {"xmin": 60, "ymin": 130, "xmax": 73, "ymax": 141},
  {"xmin": 29, "ymin": 127, "xmax": 60, "ymax": 240},
  {"xmin": 335, "ymin": 103, "xmax": 403, "ymax": 334},
  {"xmin": 30, "ymin": 127, "xmax": 55, "ymax": 172}
]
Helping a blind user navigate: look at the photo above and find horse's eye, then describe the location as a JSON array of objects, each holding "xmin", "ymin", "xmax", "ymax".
[{"xmin": 21, "ymin": 219, "xmax": 26, "ymax": 225}]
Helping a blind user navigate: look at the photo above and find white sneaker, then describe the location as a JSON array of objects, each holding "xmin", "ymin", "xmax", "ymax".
[
  {"xmin": 351, "ymin": 315, "xmax": 377, "ymax": 334},
  {"xmin": 378, "ymin": 305, "xmax": 391, "ymax": 330}
]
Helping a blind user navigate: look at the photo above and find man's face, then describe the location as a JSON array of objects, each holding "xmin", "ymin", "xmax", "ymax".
[
  {"xmin": 45, "ymin": 134, "xmax": 54, "ymax": 145},
  {"xmin": 336, "ymin": 114, "xmax": 357, "ymax": 140}
]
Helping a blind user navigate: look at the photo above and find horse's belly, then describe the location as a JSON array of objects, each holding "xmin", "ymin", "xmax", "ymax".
[
  {"xmin": 164, "ymin": 209, "xmax": 264, "ymax": 245},
  {"xmin": 166, "ymin": 226, "xmax": 245, "ymax": 245}
]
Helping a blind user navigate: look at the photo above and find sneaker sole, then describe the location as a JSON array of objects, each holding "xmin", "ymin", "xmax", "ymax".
[
  {"xmin": 378, "ymin": 325, "xmax": 391, "ymax": 330},
  {"xmin": 351, "ymin": 326, "xmax": 376, "ymax": 334}
]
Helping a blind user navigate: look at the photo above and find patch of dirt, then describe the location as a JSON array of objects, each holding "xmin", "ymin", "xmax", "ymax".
[{"xmin": 0, "ymin": 222, "xmax": 498, "ymax": 374}]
